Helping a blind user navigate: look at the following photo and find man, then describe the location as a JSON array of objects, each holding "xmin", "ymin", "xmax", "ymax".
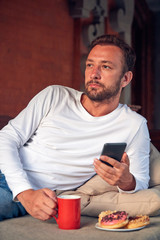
[{"xmin": 0, "ymin": 35, "xmax": 150, "ymax": 221}]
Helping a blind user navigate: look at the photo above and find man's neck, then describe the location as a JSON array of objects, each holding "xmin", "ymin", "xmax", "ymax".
[{"xmin": 81, "ymin": 94, "xmax": 120, "ymax": 117}]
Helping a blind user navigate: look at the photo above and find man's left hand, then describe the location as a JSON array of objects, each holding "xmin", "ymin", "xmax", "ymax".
[{"xmin": 93, "ymin": 153, "xmax": 136, "ymax": 191}]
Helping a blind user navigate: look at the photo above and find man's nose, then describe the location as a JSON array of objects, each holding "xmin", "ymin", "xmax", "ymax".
[{"xmin": 90, "ymin": 67, "xmax": 101, "ymax": 80}]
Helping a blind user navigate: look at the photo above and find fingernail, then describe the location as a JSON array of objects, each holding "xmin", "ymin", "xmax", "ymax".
[{"xmin": 94, "ymin": 158, "xmax": 98, "ymax": 162}]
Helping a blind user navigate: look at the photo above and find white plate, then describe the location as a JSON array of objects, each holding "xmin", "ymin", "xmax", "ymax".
[{"xmin": 95, "ymin": 223, "xmax": 146, "ymax": 232}]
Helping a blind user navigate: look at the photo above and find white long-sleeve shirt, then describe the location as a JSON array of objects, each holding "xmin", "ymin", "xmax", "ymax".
[{"xmin": 0, "ymin": 85, "xmax": 150, "ymax": 199}]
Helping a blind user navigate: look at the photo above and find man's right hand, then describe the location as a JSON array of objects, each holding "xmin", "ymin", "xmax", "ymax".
[{"xmin": 17, "ymin": 188, "xmax": 57, "ymax": 221}]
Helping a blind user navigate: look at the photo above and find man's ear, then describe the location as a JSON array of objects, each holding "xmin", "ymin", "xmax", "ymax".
[{"xmin": 121, "ymin": 71, "xmax": 133, "ymax": 88}]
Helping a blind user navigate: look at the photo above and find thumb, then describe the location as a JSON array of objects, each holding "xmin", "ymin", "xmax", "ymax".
[
  {"xmin": 43, "ymin": 188, "xmax": 57, "ymax": 202},
  {"xmin": 121, "ymin": 152, "xmax": 130, "ymax": 167}
]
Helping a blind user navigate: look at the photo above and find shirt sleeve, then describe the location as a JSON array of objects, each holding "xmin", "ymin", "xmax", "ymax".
[
  {"xmin": 0, "ymin": 86, "xmax": 54, "ymax": 199},
  {"xmin": 118, "ymin": 119, "xmax": 150, "ymax": 193}
]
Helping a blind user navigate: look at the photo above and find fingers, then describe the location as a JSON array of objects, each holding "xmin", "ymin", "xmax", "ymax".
[
  {"xmin": 40, "ymin": 197, "xmax": 57, "ymax": 218},
  {"xmin": 98, "ymin": 155, "xmax": 121, "ymax": 168},
  {"xmin": 94, "ymin": 158, "xmax": 118, "ymax": 185},
  {"xmin": 43, "ymin": 188, "xmax": 57, "ymax": 202},
  {"xmin": 121, "ymin": 152, "xmax": 130, "ymax": 166},
  {"xmin": 94, "ymin": 154, "xmax": 135, "ymax": 191},
  {"xmin": 18, "ymin": 189, "xmax": 57, "ymax": 221},
  {"xmin": 93, "ymin": 155, "xmax": 130, "ymax": 186},
  {"xmin": 98, "ymin": 152, "xmax": 129, "ymax": 168},
  {"xmin": 35, "ymin": 189, "xmax": 58, "ymax": 219},
  {"xmin": 43, "ymin": 188, "xmax": 57, "ymax": 209},
  {"xmin": 33, "ymin": 208, "xmax": 57, "ymax": 221},
  {"xmin": 37, "ymin": 205, "xmax": 57, "ymax": 221}
]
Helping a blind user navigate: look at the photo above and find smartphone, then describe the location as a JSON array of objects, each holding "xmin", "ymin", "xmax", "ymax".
[{"xmin": 99, "ymin": 142, "xmax": 127, "ymax": 167}]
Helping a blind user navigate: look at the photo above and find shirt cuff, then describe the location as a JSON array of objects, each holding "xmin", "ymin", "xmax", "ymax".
[{"xmin": 13, "ymin": 185, "xmax": 34, "ymax": 202}]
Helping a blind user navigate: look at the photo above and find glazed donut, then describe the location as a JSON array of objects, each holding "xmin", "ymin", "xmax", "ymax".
[
  {"xmin": 125, "ymin": 215, "xmax": 150, "ymax": 229},
  {"xmin": 98, "ymin": 210, "xmax": 129, "ymax": 229}
]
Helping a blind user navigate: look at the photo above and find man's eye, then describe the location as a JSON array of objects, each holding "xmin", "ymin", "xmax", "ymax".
[
  {"xmin": 103, "ymin": 65, "xmax": 110, "ymax": 69},
  {"xmin": 86, "ymin": 63, "xmax": 93, "ymax": 68}
]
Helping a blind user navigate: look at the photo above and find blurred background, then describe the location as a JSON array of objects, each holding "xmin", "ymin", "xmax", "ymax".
[{"xmin": 0, "ymin": 0, "xmax": 160, "ymax": 150}]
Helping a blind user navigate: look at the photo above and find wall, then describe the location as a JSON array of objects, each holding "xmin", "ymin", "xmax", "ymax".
[
  {"xmin": 0, "ymin": 0, "xmax": 74, "ymax": 119},
  {"xmin": 153, "ymin": 11, "xmax": 160, "ymax": 129}
]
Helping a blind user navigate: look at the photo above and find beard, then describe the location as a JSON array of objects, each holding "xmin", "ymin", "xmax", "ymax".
[{"xmin": 84, "ymin": 79, "xmax": 121, "ymax": 102}]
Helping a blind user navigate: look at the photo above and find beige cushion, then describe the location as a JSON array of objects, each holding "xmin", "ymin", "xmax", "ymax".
[
  {"xmin": 149, "ymin": 143, "xmax": 160, "ymax": 187},
  {"xmin": 61, "ymin": 143, "xmax": 160, "ymax": 216},
  {"xmin": 80, "ymin": 182, "xmax": 160, "ymax": 217}
]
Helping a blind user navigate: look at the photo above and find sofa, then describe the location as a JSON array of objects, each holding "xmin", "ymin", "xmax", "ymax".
[
  {"xmin": 1, "ymin": 214, "xmax": 160, "ymax": 240},
  {"xmin": 0, "ymin": 143, "xmax": 160, "ymax": 240}
]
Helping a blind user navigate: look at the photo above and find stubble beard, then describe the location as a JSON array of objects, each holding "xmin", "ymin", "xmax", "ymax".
[{"xmin": 84, "ymin": 79, "xmax": 121, "ymax": 102}]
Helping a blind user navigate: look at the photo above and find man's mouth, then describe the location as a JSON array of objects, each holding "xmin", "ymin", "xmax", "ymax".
[
  {"xmin": 89, "ymin": 83, "xmax": 100, "ymax": 88},
  {"xmin": 87, "ymin": 81, "xmax": 103, "ymax": 89}
]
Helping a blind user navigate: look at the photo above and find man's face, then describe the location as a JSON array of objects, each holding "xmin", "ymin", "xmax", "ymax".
[{"xmin": 84, "ymin": 45, "xmax": 125, "ymax": 102}]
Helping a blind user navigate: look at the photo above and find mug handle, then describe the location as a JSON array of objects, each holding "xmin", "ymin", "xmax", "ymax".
[{"xmin": 53, "ymin": 214, "xmax": 59, "ymax": 224}]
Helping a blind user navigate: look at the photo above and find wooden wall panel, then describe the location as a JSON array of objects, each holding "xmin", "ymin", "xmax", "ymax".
[{"xmin": 0, "ymin": 0, "xmax": 74, "ymax": 118}]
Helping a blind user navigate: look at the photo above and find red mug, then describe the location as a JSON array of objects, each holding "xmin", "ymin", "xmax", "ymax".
[{"xmin": 53, "ymin": 195, "xmax": 81, "ymax": 230}]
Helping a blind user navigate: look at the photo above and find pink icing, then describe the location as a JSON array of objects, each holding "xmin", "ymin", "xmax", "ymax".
[{"xmin": 101, "ymin": 211, "xmax": 128, "ymax": 225}]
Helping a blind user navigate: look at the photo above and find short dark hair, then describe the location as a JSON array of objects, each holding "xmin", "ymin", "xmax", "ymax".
[{"xmin": 88, "ymin": 34, "xmax": 136, "ymax": 74}]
